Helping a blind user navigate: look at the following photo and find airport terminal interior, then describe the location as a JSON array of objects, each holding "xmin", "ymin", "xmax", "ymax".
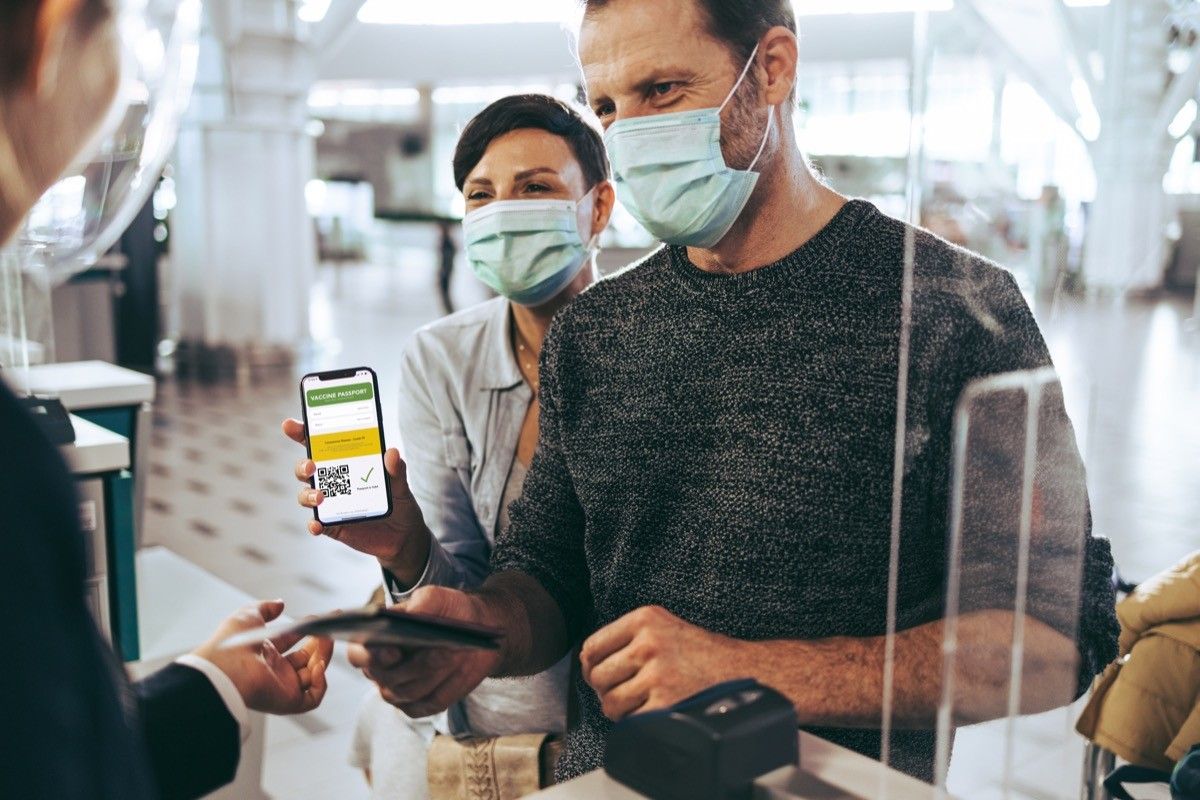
[{"xmin": 2, "ymin": 0, "xmax": 1200, "ymax": 799}]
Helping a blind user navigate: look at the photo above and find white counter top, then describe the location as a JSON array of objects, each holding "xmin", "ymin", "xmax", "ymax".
[
  {"xmin": 60, "ymin": 414, "xmax": 130, "ymax": 475},
  {"xmin": 9, "ymin": 360, "xmax": 155, "ymax": 409},
  {"xmin": 531, "ymin": 732, "xmax": 948, "ymax": 800}
]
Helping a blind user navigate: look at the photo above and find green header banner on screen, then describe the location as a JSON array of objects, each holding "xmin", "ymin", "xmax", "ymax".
[{"xmin": 306, "ymin": 382, "xmax": 374, "ymax": 408}]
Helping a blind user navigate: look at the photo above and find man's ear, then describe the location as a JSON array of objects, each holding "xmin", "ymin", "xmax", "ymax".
[
  {"xmin": 25, "ymin": 0, "xmax": 84, "ymax": 97},
  {"xmin": 759, "ymin": 25, "xmax": 798, "ymax": 107},
  {"xmin": 591, "ymin": 179, "xmax": 617, "ymax": 239}
]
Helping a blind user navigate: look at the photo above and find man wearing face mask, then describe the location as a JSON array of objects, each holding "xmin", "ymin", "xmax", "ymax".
[{"xmin": 346, "ymin": 0, "xmax": 1119, "ymax": 784}]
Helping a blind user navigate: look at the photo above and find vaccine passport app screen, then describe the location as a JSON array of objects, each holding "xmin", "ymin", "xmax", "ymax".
[{"xmin": 303, "ymin": 370, "xmax": 389, "ymax": 524}]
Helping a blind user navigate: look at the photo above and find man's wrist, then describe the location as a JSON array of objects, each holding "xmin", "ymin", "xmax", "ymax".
[
  {"xmin": 734, "ymin": 637, "xmax": 822, "ymax": 724},
  {"xmin": 716, "ymin": 635, "xmax": 767, "ymax": 683},
  {"xmin": 471, "ymin": 585, "xmax": 524, "ymax": 676}
]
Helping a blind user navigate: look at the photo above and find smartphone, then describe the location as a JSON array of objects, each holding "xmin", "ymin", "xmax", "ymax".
[{"xmin": 300, "ymin": 367, "xmax": 392, "ymax": 525}]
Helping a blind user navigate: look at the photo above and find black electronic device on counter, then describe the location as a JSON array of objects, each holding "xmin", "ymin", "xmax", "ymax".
[
  {"xmin": 19, "ymin": 394, "xmax": 76, "ymax": 444},
  {"xmin": 603, "ymin": 678, "xmax": 800, "ymax": 800}
]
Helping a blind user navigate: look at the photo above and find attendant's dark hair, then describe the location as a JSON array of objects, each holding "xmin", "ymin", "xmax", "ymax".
[
  {"xmin": 582, "ymin": 0, "xmax": 797, "ymax": 67},
  {"xmin": 452, "ymin": 94, "xmax": 609, "ymax": 191}
]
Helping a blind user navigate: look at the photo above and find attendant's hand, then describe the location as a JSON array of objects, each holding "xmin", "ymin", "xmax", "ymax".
[
  {"xmin": 193, "ymin": 600, "xmax": 333, "ymax": 715},
  {"xmin": 348, "ymin": 586, "xmax": 502, "ymax": 719},
  {"xmin": 282, "ymin": 418, "xmax": 431, "ymax": 586},
  {"xmin": 581, "ymin": 605, "xmax": 750, "ymax": 721}
]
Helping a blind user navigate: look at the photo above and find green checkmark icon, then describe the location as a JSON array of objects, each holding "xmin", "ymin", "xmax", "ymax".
[{"xmin": 361, "ymin": 468, "xmax": 374, "ymax": 482}]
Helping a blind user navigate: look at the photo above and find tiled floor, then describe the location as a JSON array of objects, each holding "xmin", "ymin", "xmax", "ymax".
[{"xmin": 139, "ymin": 255, "xmax": 1200, "ymax": 799}]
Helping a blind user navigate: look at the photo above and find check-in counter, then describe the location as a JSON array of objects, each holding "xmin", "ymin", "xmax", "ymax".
[
  {"xmin": 60, "ymin": 414, "xmax": 137, "ymax": 655},
  {"xmin": 530, "ymin": 732, "xmax": 945, "ymax": 800},
  {"xmin": 28, "ymin": 361, "xmax": 155, "ymax": 658}
]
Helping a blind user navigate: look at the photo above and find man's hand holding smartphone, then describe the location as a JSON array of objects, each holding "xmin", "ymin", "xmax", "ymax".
[{"xmin": 282, "ymin": 419, "xmax": 433, "ymax": 589}]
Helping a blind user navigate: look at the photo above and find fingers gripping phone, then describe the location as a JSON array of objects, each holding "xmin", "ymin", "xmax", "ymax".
[{"xmin": 300, "ymin": 367, "xmax": 392, "ymax": 525}]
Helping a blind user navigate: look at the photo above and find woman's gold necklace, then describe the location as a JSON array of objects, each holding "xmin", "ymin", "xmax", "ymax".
[{"xmin": 514, "ymin": 325, "xmax": 540, "ymax": 392}]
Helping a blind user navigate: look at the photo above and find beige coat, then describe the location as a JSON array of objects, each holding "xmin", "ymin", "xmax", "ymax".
[{"xmin": 1077, "ymin": 551, "xmax": 1200, "ymax": 771}]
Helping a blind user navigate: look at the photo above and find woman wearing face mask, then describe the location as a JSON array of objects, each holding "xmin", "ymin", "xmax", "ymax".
[{"xmin": 332, "ymin": 94, "xmax": 614, "ymax": 798}]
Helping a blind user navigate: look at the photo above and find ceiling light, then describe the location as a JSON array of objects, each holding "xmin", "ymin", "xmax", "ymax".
[{"xmin": 1169, "ymin": 99, "xmax": 1198, "ymax": 139}]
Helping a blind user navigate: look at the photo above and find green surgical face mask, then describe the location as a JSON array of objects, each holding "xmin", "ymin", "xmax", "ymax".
[
  {"xmin": 463, "ymin": 190, "xmax": 597, "ymax": 306},
  {"xmin": 603, "ymin": 44, "xmax": 772, "ymax": 249}
]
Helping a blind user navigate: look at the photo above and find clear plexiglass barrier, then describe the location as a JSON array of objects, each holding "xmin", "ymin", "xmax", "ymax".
[
  {"xmin": 933, "ymin": 370, "xmax": 1091, "ymax": 797},
  {"xmin": 864, "ymin": 4, "xmax": 1121, "ymax": 797},
  {"xmin": 872, "ymin": 284, "xmax": 1098, "ymax": 800},
  {"xmin": 0, "ymin": 0, "xmax": 200, "ymax": 375}
]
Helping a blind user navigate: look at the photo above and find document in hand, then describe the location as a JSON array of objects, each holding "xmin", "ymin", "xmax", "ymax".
[
  {"xmin": 290, "ymin": 607, "xmax": 502, "ymax": 650},
  {"xmin": 223, "ymin": 607, "xmax": 502, "ymax": 651}
]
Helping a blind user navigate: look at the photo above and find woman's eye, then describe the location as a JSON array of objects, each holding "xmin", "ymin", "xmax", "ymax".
[
  {"xmin": 467, "ymin": 191, "xmax": 490, "ymax": 201},
  {"xmin": 524, "ymin": 183, "xmax": 549, "ymax": 193},
  {"xmin": 594, "ymin": 103, "xmax": 615, "ymax": 118}
]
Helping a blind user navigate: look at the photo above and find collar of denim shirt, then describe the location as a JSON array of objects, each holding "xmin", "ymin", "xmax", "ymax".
[{"xmin": 479, "ymin": 297, "xmax": 526, "ymax": 391}]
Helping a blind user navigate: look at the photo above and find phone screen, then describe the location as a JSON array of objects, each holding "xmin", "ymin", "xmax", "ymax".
[{"xmin": 300, "ymin": 367, "xmax": 391, "ymax": 525}]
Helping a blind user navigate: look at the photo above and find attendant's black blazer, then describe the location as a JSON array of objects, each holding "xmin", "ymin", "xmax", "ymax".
[{"xmin": 0, "ymin": 380, "xmax": 240, "ymax": 799}]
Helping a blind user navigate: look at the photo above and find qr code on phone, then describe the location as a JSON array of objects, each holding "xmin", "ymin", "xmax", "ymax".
[{"xmin": 317, "ymin": 464, "xmax": 351, "ymax": 497}]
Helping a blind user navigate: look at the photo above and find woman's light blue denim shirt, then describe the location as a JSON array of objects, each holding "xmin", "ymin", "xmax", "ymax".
[
  {"xmin": 389, "ymin": 296, "xmax": 530, "ymax": 590},
  {"xmin": 385, "ymin": 296, "xmax": 568, "ymax": 736}
]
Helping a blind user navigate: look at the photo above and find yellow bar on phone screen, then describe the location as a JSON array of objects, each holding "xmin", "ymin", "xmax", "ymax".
[{"xmin": 310, "ymin": 427, "xmax": 381, "ymax": 461}]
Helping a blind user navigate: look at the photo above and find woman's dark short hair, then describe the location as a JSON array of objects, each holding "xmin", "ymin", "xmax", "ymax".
[{"xmin": 452, "ymin": 94, "xmax": 609, "ymax": 192}]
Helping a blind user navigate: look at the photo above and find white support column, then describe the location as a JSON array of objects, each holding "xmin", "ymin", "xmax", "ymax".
[
  {"xmin": 1083, "ymin": 0, "xmax": 1177, "ymax": 291},
  {"xmin": 170, "ymin": 0, "xmax": 318, "ymax": 366},
  {"xmin": 961, "ymin": 0, "xmax": 1191, "ymax": 292}
]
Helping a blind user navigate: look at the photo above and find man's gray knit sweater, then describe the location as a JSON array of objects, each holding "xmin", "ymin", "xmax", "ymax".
[{"xmin": 492, "ymin": 199, "xmax": 1118, "ymax": 782}]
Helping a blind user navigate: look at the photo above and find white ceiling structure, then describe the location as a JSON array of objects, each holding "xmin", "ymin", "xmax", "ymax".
[
  {"xmin": 958, "ymin": 0, "xmax": 1098, "ymax": 134},
  {"xmin": 307, "ymin": 0, "xmax": 1108, "ymax": 89},
  {"xmin": 298, "ymin": 0, "xmax": 1200, "ymax": 160}
]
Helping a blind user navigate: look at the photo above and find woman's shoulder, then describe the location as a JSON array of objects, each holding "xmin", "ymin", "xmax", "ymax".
[
  {"xmin": 405, "ymin": 297, "xmax": 506, "ymax": 362},
  {"xmin": 400, "ymin": 297, "xmax": 510, "ymax": 393}
]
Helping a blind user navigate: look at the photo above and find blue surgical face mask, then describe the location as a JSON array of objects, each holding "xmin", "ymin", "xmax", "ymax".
[
  {"xmin": 603, "ymin": 45, "xmax": 773, "ymax": 249},
  {"xmin": 463, "ymin": 190, "xmax": 597, "ymax": 307}
]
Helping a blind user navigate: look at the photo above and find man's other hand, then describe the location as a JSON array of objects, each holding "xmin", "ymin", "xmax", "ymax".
[
  {"xmin": 348, "ymin": 586, "xmax": 501, "ymax": 718},
  {"xmin": 581, "ymin": 605, "xmax": 750, "ymax": 721},
  {"xmin": 193, "ymin": 600, "xmax": 333, "ymax": 715}
]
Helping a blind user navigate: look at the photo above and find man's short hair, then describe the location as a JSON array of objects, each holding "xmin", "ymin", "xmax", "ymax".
[
  {"xmin": 452, "ymin": 94, "xmax": 610, "ymax": 191},
  {"xmin": 581, "ymin": 0, "xmax": 797, "ymax": 66}
]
